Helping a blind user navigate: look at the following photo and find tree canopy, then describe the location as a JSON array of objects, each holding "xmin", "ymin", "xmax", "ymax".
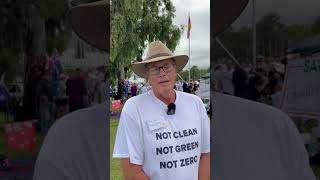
[
  {"xmin": 0, "ymin": 0, "xmax": 70, "ymax": 82},
  {"xmin": 111, "ymin": 0, "xmax": 183, "ymax": 82},
  {"xmin": 213, "ymin": 12, "xmax": 320, "ymax": 64},
  {"xmin": 179, "ymin": 66, "xmax": 209, "ymax": 82}
]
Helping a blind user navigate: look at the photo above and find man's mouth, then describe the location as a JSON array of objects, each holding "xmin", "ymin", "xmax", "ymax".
[{"xmin": 159, "ymin": 80, "xmax": 170, "ymax": 84}]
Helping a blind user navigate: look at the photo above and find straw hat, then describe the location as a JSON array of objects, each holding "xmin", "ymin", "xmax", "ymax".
[
  {"xmin": 212, "ymin": 0, "xmax": 249, "ymax": 37},
  {"xmin": 69, "ymin": 0, "xmax": 109, "ymax": 51},
  {"xmin": 132, "ymin": 41, "xmax": 188, "ymax": 78}
]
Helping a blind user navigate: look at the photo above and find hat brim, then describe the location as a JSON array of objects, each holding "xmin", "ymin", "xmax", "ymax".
[
  {"xmin": 69, "ymin": 1, "xmax": 110, "ymax": 52},
  {"xmin": 132, "ymin": 55, "xmax": 189, "ymax": 78},
  {"xmin": 212, "ymin": 0, "xmax": 249, "ymax": 37}
]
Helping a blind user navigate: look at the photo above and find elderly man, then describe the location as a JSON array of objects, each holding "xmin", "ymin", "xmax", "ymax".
[{"xmin": 113, "ymin": 41, "xmax": 210, "ymax": 180}]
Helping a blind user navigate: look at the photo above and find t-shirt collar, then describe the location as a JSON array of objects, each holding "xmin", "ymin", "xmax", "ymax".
[{"xmin": 149, "ymin": 90, "xmax": 179, "ymax": 110}]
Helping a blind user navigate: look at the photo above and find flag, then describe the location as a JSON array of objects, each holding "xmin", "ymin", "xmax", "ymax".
[
  {"xmin": 187, "ymin": 14, "xmax": 192, "ymax": 39},
  {"xmin": 4, "ymin": 120, "xmax": 37, "ymax": 152}
]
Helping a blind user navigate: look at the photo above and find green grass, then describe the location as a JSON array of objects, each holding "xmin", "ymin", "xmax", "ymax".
[
  {"xmin": 312, "ymin": 165, "xmax": 320, "ymax": 178},
  {"xmin": 3, "ymin": 112, "xmax": 320, "ymax": 179},
  {"xmin": 110, "ymin": 119, "xmax": 123, "ymax": 180},
  {"xmin": 0, "ymin": 111, "xmax": 123, "ymax": 179}
]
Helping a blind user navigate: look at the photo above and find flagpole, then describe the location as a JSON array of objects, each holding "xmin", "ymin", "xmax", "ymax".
[
  {"xmin": 188, "ymin": 12, "xmax": 191, "ymax": 83},
  {"xmin": 252, "ymin": 0, "xmax": 256, "ymax": 70}
]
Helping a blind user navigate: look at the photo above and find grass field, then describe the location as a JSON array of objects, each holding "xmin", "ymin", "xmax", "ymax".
[
  {"xmin": 2, "ymin": 113, "xmax": 320, "ymax": 179},
  {"xmin": 313, "ymin": 165, "xmax": 320, "ymax": 178},
  {"xmin": 110, "ymin": 119, "xmax": 123, "ymax": 180},
  {"xmin": 0, "ymin": 112, "xmax": 122, "ymax": 180}
]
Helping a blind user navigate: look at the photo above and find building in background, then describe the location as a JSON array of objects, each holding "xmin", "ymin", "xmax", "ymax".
[{"xmin": 60, "ymin": 32, "xmax": 108, "ymax": 70}]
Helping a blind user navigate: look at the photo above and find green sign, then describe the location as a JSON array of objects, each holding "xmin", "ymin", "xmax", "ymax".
[{"xmin": 304, "ymin": 59, "xmax": 320, "ymax": 72}]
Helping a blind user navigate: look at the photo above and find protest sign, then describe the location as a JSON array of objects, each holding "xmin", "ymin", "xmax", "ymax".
[{"xmin": 280, "ymin": 55, "xmax": 320, "ymax": 119}]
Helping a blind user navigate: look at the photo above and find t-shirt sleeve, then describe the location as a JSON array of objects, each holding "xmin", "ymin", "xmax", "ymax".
[
  {"xmin": 282, "ymin": 115, "xmax": 316, "ymax": 180},
  {"xmin": 199, "ymin": 98, "xmax": 210, "ymax": 153},
  {"xmin": 112, "ymin": 114, "xmax": 129, "ymax": 157},
  {"xmin": 33, "ymin": 125, "xmax": 77, "ymax": 180},
  {"xmin": 113, "ymin": 107, "xmax": 144, "ymax": 165}
]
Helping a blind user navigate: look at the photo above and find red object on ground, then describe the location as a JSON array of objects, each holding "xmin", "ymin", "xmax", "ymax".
[
  {"xmin": 4, "ymin": 120, "xmax": 37, "ymax": 152},
  {"xmin": 111, "ymin": 100, "xmax": 122, "ymax": 110}
]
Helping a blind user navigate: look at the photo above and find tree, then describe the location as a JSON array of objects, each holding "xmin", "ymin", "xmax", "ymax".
[
  {"xmin": 256, "ymin": 13, "xmax": 286, "ymax": 58},
  {"xmin": 213, "ymin": 12, "xmax": 320, "ymax": 66},
  {"xmin": 178, "ymin": 69, "xmax": 189, "ymax": 82},
  {"xmin": 311, "ymin": 16, "xmax": 320, "ymax": 34},
  {"xmin": 0, "ymin": 1, "xmax": 29, "ymax": 82},
  {"xmin": 178, "ymin": 66, "xmax": 208, "ymax": 82},
  {"xmin": 1, "ymin": 0, "xmax": 70, "ymax": 120},
  {"xmin": 0, "ymin": 49, "xmax": 23, "ymax": 84},
  {"xmin": 111, "ymin": 0, "xmax": 183, "ymax": 83},
  {"xmin": 190, "ymin": 65, "xmax": 200, "ymax": 80}
]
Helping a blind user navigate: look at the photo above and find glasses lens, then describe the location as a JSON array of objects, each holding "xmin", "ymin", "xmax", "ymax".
[
  {"xmin": 149, "ymin": 67, "xmax": 158, "ymax": 75},
  {"xmin": 148, "ymin": 63, "xmax": 175, "ymax": 75},
  {"xmin": 163, "ymin": 64, "xmax": 173, "ymax": 72}
]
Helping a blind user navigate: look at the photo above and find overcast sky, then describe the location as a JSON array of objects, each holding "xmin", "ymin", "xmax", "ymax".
[
  {"xmin": 171, "ymin": 0, "xmax": 210, "ymax": 70},
  {"xmin": 233, "ymin": 0, "xmax": 320, "ymax": 28},
  {"xmin": 162, "ymin": 0, "xmax": 320, "ymax": 70}
]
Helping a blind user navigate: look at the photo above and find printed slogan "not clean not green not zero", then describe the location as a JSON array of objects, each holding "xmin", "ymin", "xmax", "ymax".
[{"xmin": 155, "ymin": 128, "xmax": 199, "ymax": 169}]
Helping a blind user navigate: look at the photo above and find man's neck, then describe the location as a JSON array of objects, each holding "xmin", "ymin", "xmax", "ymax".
[{"xmin": 153, "ymin": 89, "xmax": 176, "ymax": 105}]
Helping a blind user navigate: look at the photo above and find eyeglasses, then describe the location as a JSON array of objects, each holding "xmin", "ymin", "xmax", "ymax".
[{"xmin": 147, "ymin": 63, "xmax": 176, "ymax": 75}]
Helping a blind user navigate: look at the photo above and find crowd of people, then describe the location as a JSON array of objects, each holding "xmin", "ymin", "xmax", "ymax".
[
  {"xmin": 0, "ymin": 49, "xmax": 108, "ymax": 134},
  {"xmin": 38, "ymin": 66, "xmax": 107, "ymax": 133},
  {"xmin": 213, "ymin": 58, "xmax": 286, "ymax": 108},
  {"xmin": 111, "ymin": 79, "xmax": 202, "ymax": 104},
  {"xmin": 111, "ymin": 80, "xmax": 150, "ymax": 103}
]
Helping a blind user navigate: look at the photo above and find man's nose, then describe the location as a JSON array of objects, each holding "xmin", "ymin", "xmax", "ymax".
[{"xmin": 158, "ymin": 67, "xmax": 167, "ymax": 76}]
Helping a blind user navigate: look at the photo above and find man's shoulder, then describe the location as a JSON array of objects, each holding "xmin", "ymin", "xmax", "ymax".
[
  {"xmin": 124, "ymin": 92, "xmax": 150, "ymax": 106},
  {"xmin": 214, "ymin": 93, "xmax": 289, "ymax": 123},
  {"xmin": 50, "ymin": 102, "xmax": 107, "ymax": 136},
  {"xmin": 34, "ymin": 103, "xmax": 108, "ymax": 180},
  {"xmin": 39, "ymin": 102, "xmax": 108, "ymax": 158},
  {"xmin": 213, "ymin": 93, "xmax": 316, "ymax": 180},
  {"xmin": 177, "ymin": 91, "xmax": 202, "ymax": 102}
]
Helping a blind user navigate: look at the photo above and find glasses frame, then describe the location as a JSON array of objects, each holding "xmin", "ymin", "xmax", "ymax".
[{"xmin": 146, "ymin": 62, "xmax": 176, "ymax": 76}]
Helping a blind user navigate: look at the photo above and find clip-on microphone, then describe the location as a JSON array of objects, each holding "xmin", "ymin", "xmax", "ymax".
[{"xmin": 167, "ymin": 103, "xmax": 176, "ymax": 115}]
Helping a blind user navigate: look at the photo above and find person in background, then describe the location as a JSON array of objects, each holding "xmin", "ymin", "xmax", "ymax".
[
  {"xmin": 66, "ymin": 69, "xmax": 87, "ymax": 112},
  {"xmin": 50, "ymin": 48, "xmax": 63, "ymax": 100},
  {"xmin": 232, "ymin": 62, "xmax": 248, "ymax": 98},
  {"xmin": 117, "ymin": 80, "xmax": 126, "ymax": 103},
  {"xmin": 131, "ymin": 83, "xmax": 137, "ymax": 97},
  {"xmin": 99, "ymin": 73, "xmax": 108, "ymax": 103},
  {"xmin": 36, "ymin": 70, "xmax": 53, "ymax": 134},
  {"xmin": 182, "ymin": 81, "xmax": 188, "ymax": 92}
]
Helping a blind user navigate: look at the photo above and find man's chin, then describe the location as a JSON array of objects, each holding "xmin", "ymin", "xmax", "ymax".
[
  {"xmin": 160, "ymin": 83, "xmax": 173, "ymax": 89},
  {"xmin": 154, "ymin": 87, "xmax": 174, "ymax": 96}
]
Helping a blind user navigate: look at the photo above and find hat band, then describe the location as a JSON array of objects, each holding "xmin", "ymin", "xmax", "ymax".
[{"xmin": 145, "ymin": 52, "xmax": 172, "ymax": 61}]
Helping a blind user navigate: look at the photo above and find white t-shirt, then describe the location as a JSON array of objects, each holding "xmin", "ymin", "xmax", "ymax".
[
  {"xmin": 141, "ymin": 86, "xmax": 148, "ymax": 94},
  {"xmin": 213, "ymin": 93, "xmax": 316, "ymax": 180},
  {"xmin": 113, "ymin": 90, "xmax": 210, "ymax": 180},
  {"xmin": 33, "ymin": 103, "xmax": 109, "ymax": 180}
]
